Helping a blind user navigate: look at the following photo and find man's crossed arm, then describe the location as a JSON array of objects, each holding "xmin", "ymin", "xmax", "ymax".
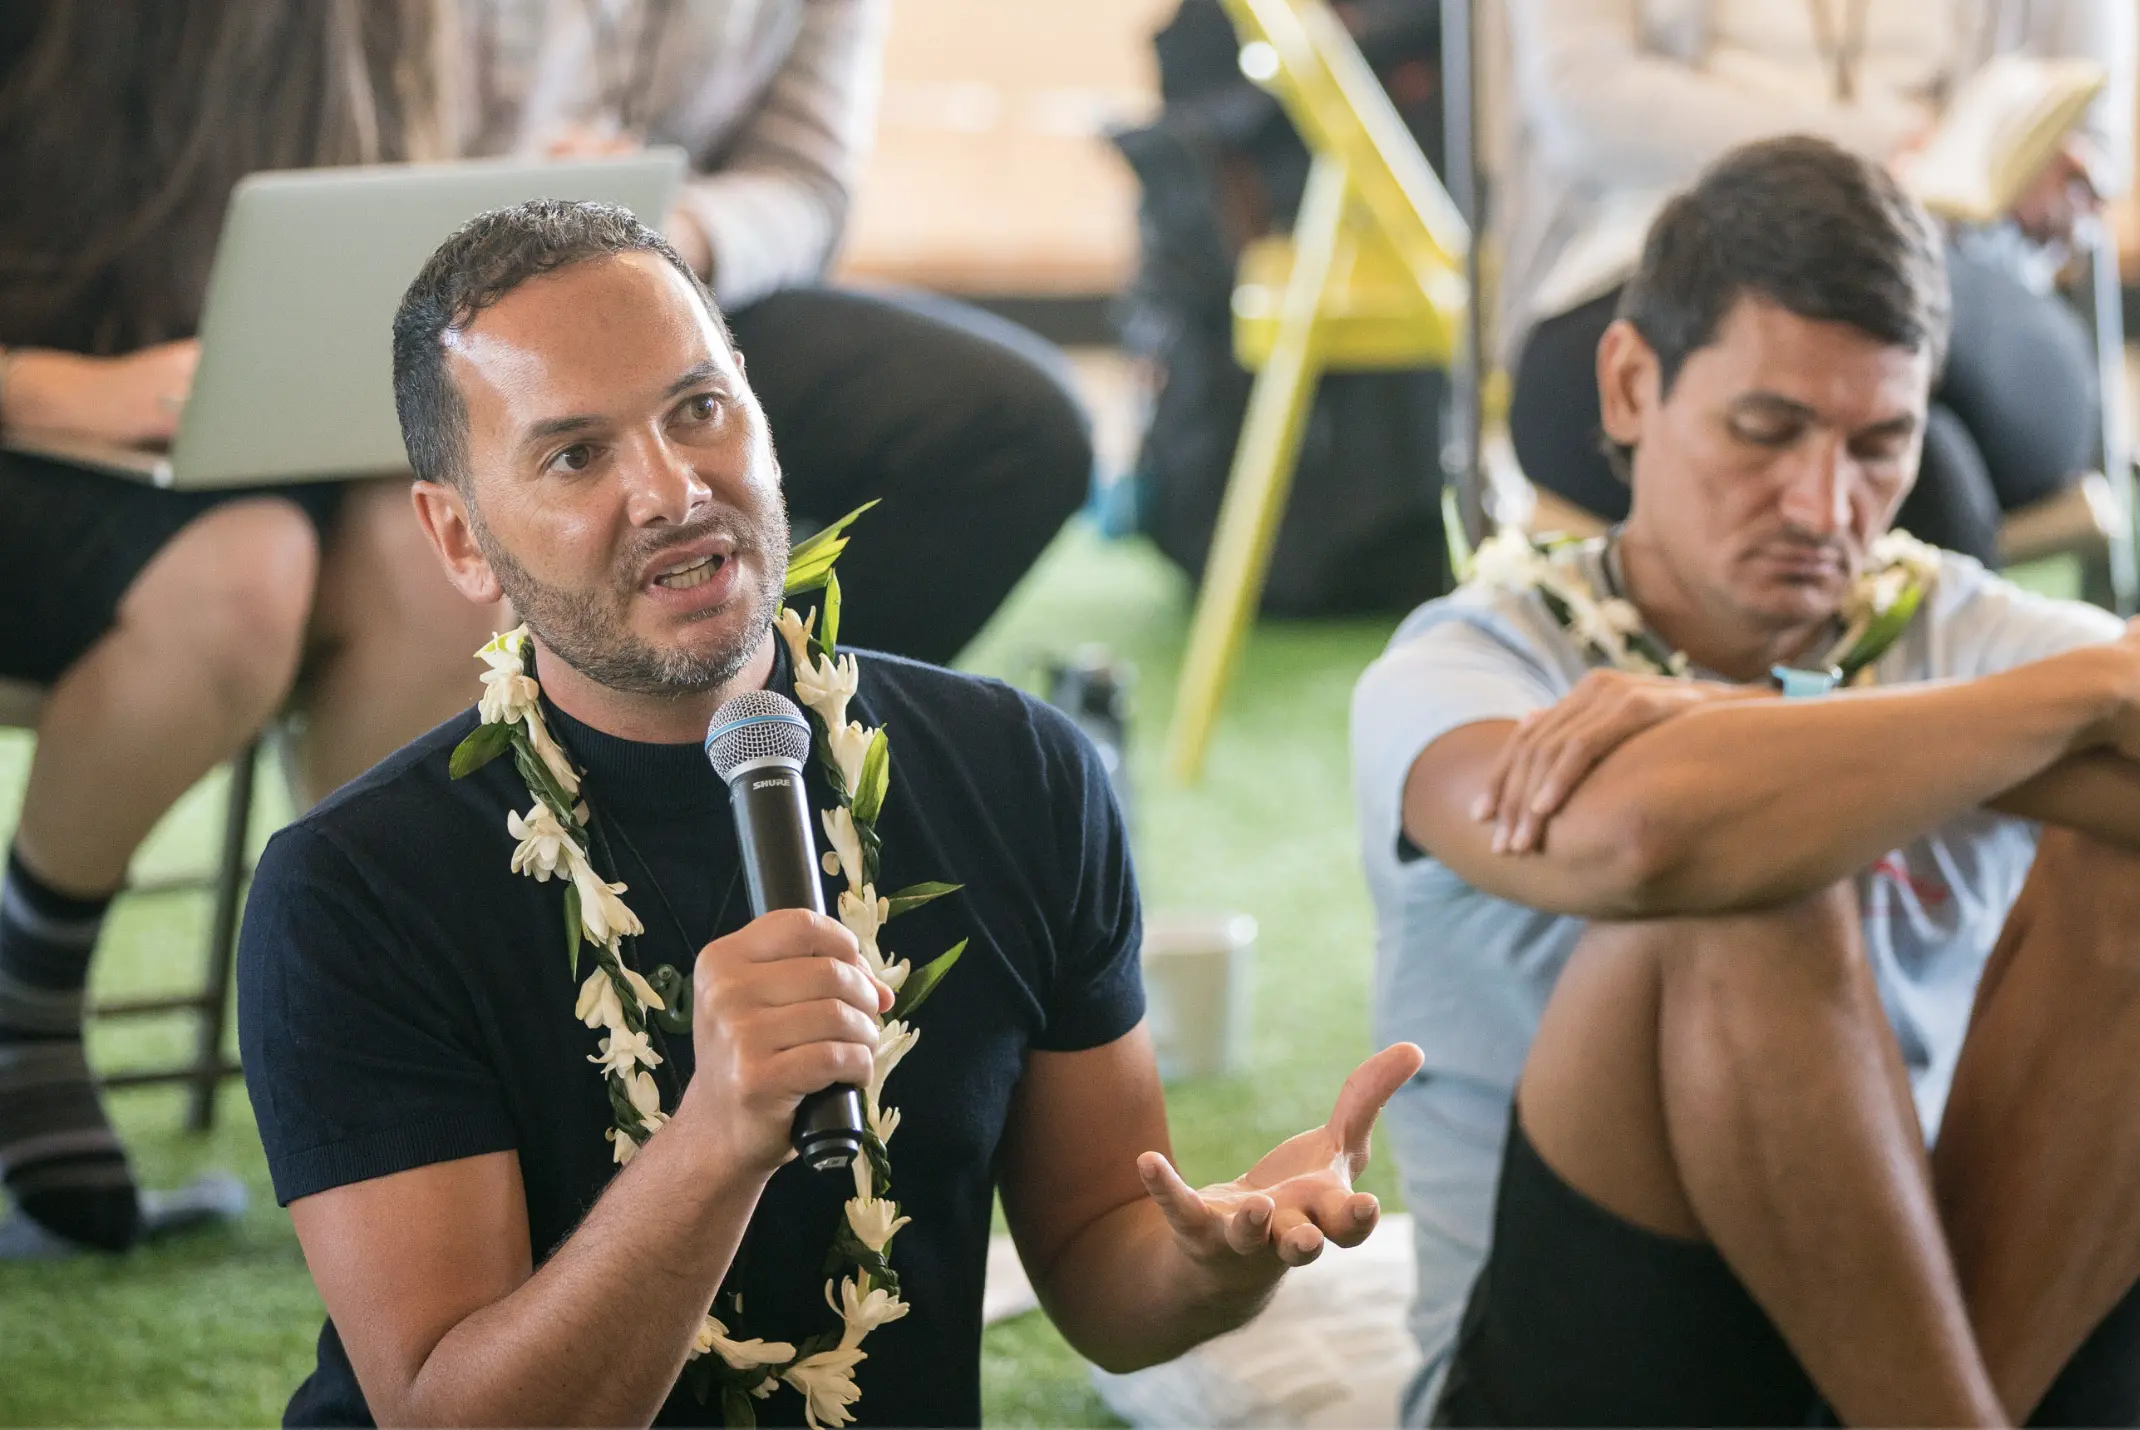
[{"xmin": 1403, "ymin": 624, "xmax": 2140, "ymax": 920}]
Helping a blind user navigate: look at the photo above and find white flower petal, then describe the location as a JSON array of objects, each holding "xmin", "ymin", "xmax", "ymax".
[
  {"xmin": 827, "ymin": 721, "xmax": 874, "ymax": 800},
  {"xmin": 844, "ymin": 1195, "xmax": 910, "ymax": 1255},
  {"xmin": 475, "ymin": 624, "xmax": 532, "ymax": 672},
  {"xmin": 821, "ymin": 807, "xmax": 864, "ymax": 890},
  {"xmin": 478, "ymin": 667, "xmax": 541, "ymax": 726},
  {"xmin": 827, "ymin": 1275, "xmax": 910, "ymax": 1346},
  {"xmin": 694, "ymin": 1315, "xmax": 796, "ymax": 1370},
  {"xmin": 574, "ymin": 970, "xmax": 626, "ymax": 1031},
  {"xmin": 617, "ymin": 964, "xmax": 665, "ymax": 1013},
  {"xmin": 507, "ymin": 803, "xmax": 579, "ymax": 882},
  {"xmin": 867, "ymin": 1020, "xmax": 917, "ymax": 1112},
  {"xmin": 626, "ymin": 1068, "xmax": 664, "ymax": 1120},
  {"xmin": 775, "ymin": 606, "xmax": 817, "ymax": 670},
  {"xmin": 796, "ymin": 652, "xmax": 861, "ymax": 732},
  {"xmin": 588, "ymin": 1028, "xmax": 661, "ymax": 1077},
  {"xmin": 523, "ymin": 713, "xmax": 583, "ymax": 798},
  {"xmin": 784, "ymin": 1347, "xmax": 866, "ymax": 1430}
]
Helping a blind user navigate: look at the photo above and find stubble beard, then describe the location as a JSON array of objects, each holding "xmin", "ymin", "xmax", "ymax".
[{"xmin": 469, "ymin": 500, "xmax": 790, "ymax": 697}]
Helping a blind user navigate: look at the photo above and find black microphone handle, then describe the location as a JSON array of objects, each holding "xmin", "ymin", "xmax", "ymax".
[{"xmin": 728, "ymin": 761, "xmax": 868, "ymax": 1174}]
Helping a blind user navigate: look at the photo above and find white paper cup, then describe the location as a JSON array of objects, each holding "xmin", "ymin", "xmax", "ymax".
[{"xmin": 1140, "ymin": 913, "xmax": 1257, "ymax": 1081}]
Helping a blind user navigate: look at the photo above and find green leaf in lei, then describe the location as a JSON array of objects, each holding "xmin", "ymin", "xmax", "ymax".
[
  {"xmin": 883, "ymin": 881, "xmax": 962, "ymax": 918},
  {"xmin": 889, "ymin": 939, "xmax": 966, "ymax": 1021},
  {"xmin": 850, "ymin": 728, "xmax": 891, "ymax": 826},
  {"xmin": 562, "ymin": 881, "xmax": 582, "ymax": 978},
  {"xmin": 1836, "ymin": 581, "xmax": 1927, "ymax": 680},
  {"xmin": 783, "ymin": 501, "xmax": 879, "ymax": 597},
  {"xmin": 820, "ymin": 568, "xmax": 843, "ymax": 653},
  {"xmin": 448, "ymin": 720, "xmax": 514, "ymax": 778}
]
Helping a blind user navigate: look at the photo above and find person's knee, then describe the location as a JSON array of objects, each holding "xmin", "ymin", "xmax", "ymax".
[
  {"xmin": 318, "ymin": 479, "xmax": 495, "ymax": 656},
  {"xmin": 946, "ymin": 345, "xmax": 1093, "ymax": 527},
  {"xmin": 2016, "ymin": 828, "xmax": 2140, "ymax": 980},
  {"xmin": 1655, "ymin": 882, "xmax": 1864, "ymax": 1011},
  {"xmin": 120, "ymin": 499, "xmax": 316, "ymax": 722},
  {"xmin": 1007, "ymin": 363, "xmax": 1094, "ymax": 520}
]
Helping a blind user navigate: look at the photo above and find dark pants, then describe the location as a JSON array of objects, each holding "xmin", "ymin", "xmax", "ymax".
[
  {"xmin": 727, "ymin": 287, "xmax": 1094, "ymax": 666},
  {"xmin": 1507, "ymin": 244, "xmax": 2098, "ymax": 567},
  {"xmin": 1433, "ymin": 1114, "xmax": 2140, "ymax": 1427},
  {"xmin": 0, "ymin": 287, "xmax": 1091, "ymax": 684}
]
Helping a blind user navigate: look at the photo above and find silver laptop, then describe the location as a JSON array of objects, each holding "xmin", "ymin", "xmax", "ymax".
[{"xmin": 3, "ymin": 149, "xmax": 685, "ymax": 488}]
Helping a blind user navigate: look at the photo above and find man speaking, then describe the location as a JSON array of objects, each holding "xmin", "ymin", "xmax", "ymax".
[{"xmin": 235, "ymin": 198, "xmax": 1420, "ymax": 1428}]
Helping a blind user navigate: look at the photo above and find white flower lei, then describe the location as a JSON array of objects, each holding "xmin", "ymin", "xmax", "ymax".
[
  {"xmin": 449, "ymin": 507, "xmax": 966, "ymax": 1429},
  {"xmin": 1468, "ymin": 525, "xmax": 1942, "ymax": 683}
]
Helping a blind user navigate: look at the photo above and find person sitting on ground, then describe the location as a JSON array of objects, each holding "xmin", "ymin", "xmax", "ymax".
[
  {"xmin": 1498, "ymin": 0, "xmax": 2133, "ymax": 569},
  {"xmin": 0, "ymin": 0, "xmax": 501, "ymax": 1257},
  {"xmin": 1356, "ymin": 135, "xmax": 2140, "ymax": 1427},
  {"xmin": 459, "ymin": 0, "xmax": 1094, "ymax": 664},
  {"xmin": 235, "ymin": 197, "xmax": 1424, "ymax": 1427}
]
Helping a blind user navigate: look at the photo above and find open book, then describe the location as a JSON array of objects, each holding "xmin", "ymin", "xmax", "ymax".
[{"xmin": 1902, "ymin": 55, "xmax": 2106, "ymax": 225}]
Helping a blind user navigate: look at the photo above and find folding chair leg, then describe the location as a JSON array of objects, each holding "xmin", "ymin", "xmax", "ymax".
[
  {"xmin": 2090, "ymin": 234, "xmax": 2136, "ymax": 616},
  {"xmin": 185, "ymin": 740, "xmax": 257, "ymax": 1133},
  {"xmin": 1165, "ymin": 154, "xmax": 1353, "ymax": 782}
]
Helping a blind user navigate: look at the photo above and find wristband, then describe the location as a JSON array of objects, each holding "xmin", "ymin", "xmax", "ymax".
[{"xmin": 1770, "ymin": 665, "xmax": 1842, "ymax": 699}]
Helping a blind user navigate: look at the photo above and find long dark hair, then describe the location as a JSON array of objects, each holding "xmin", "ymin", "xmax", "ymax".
[{"xmin": 0, "ymin": 0, "xmax": 453, "ymax": 353}]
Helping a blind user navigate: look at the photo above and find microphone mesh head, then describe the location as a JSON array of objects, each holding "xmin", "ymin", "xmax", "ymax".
[{"xmin": 705, "ymin": 689, "xmax": 813, "ymax": 779}]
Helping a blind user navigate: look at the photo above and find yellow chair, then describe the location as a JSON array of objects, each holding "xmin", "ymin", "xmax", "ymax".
[{"xmin": 1162, "ymin": 0, "xmax": 1471, "ymax": 782}]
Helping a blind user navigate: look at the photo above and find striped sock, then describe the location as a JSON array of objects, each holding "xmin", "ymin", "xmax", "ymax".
[{"xmin": 0, "ymin": 850, "xmax": 137, "ymax": 1252}]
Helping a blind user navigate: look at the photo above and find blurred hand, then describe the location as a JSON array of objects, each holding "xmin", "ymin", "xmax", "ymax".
[
  {"xmin": 539, "ymin": 125, "xmax": 713, "ymax": 280},
  {"xmin": 1137, "ymin": 1042, "xmax": 1424, "ymax": 1275},
  {"xmin": 675, "ymin": 908, "xmax": 893, "ymax": 1176},
  {"xmin": 2010, "ymin": 143, "xmax": 2102, "ymax": 246},
  {"xmin": 2, "ymin": 340, "xmax": 199, "ymax": 444},
  {"xmin": 1475, "ymin": 670, "xmax": 1764, "ymax": 854},
  {"xmin": 2090, "ymin": 619, "xmax": 2140, "ymax": 763},
  {"xmin": 665, "ymin": 208, "xmax": 713, "ymax": 283},
  {"xmin": 543, "ymin": 122, "xmax": 640, "ymax": 160}
]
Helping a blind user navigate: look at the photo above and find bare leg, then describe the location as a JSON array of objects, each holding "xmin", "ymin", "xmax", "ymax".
[
  {"xmin": 14, "ymin": 499, "xmax": 317, "ymax": 892},
  {"xmin": 287, "ymin": 479, "xmax": 502, "ymax": 802},
  {"xmin": 1935, "ymin": 828, "xmax": 2140, "ymax": 1421},
  {"xmin": 1520, "ymin": 885, "xmax": 2004, "ymax": 1426},
  {"xmin": 2, "ymin": 498, "xmax": 314, "ymax": 1249}
]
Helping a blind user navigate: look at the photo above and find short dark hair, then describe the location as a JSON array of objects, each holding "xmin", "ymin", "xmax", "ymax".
[
  {"xmin": 391, "ymin": 198, "xmax": 730, "ymax": 489},
  {"xmin": 1607, "ymin": 136, "xmax": 1949, "ymax": 475}
]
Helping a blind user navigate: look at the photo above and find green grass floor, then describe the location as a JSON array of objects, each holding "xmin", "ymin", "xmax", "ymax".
[{"xmin": 0, "ymin": 521, "xmax": 1405, "ymax": 1427}]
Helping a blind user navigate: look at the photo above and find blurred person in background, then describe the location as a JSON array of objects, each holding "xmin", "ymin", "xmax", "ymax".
[
  {"xmin": 1499, "ymin": 0, "xmax": 2134, "ymax": 569},
  {"xmin": 0, "ymin": 1, "xmax": 498, "ymax": 1256},
  {"xmin": 460, "ymin": 0, "xmax": 1093, "ymax": 663}
]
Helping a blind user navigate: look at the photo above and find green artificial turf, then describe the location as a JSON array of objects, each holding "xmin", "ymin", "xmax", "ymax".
[{"xmin": 0, "ymin": 521, "xmax": 1402, "ymax": 1427}]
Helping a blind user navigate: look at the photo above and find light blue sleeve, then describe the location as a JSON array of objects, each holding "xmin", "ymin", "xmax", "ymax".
[
  {"xmin": 1351, "ymin": 610, "xmax": 1566, "ymax": 866},
  {"xmin": 1900, "ymin": 553, "xmax": 2126, "ymax": 684}
]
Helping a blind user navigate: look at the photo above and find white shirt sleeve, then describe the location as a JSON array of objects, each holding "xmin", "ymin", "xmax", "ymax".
[
  {"xmin": 673, "ymin": 0, "xmax": 890, "ymax": 309},
  {"xmin": 1907, "ymin": 552, "xmax": 2126, "ymax": 683},
  {"xmin": 1352, "ymin": 609, "xmax": 1565, "ymax": 862},
  {"xmin": 1504, "ymin": 0, "xmax": 1931, "ymax": 189}
]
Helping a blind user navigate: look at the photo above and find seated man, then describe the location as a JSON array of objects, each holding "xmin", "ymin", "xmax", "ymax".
[
  {"xmin": 1356, "ymin": 135, "xmax": 2140, "ymax": 1427},
  {"xmin": 237, "ymin": 198, "xmax": 1423, "ymax": 1427}
]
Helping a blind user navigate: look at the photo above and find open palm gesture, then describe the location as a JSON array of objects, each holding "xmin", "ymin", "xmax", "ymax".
[{"xmin": 1137, "ymin": 1042, "xmax": 1425, "ymax": 1268}]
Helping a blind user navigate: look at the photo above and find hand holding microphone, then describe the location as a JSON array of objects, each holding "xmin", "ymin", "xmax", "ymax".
[{"xmin": 689, "ymin": 692, "xmax": 877, "ymax": 1175}]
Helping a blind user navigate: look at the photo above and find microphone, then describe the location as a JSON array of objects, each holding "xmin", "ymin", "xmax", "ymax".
[{"xmin": 705, "ymin": 690, "xmax": 867, "ymax": 1173}]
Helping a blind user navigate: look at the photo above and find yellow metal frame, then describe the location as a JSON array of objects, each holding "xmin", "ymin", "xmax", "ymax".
[{"xmin": 1163, "ymin": 0, "xmax": 1471, "ymax": 781}]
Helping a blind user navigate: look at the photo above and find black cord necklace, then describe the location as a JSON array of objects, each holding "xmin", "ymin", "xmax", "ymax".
[{"xmin": 540, "ymin": 705, "xmax": 746, "ymax": 1105}]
